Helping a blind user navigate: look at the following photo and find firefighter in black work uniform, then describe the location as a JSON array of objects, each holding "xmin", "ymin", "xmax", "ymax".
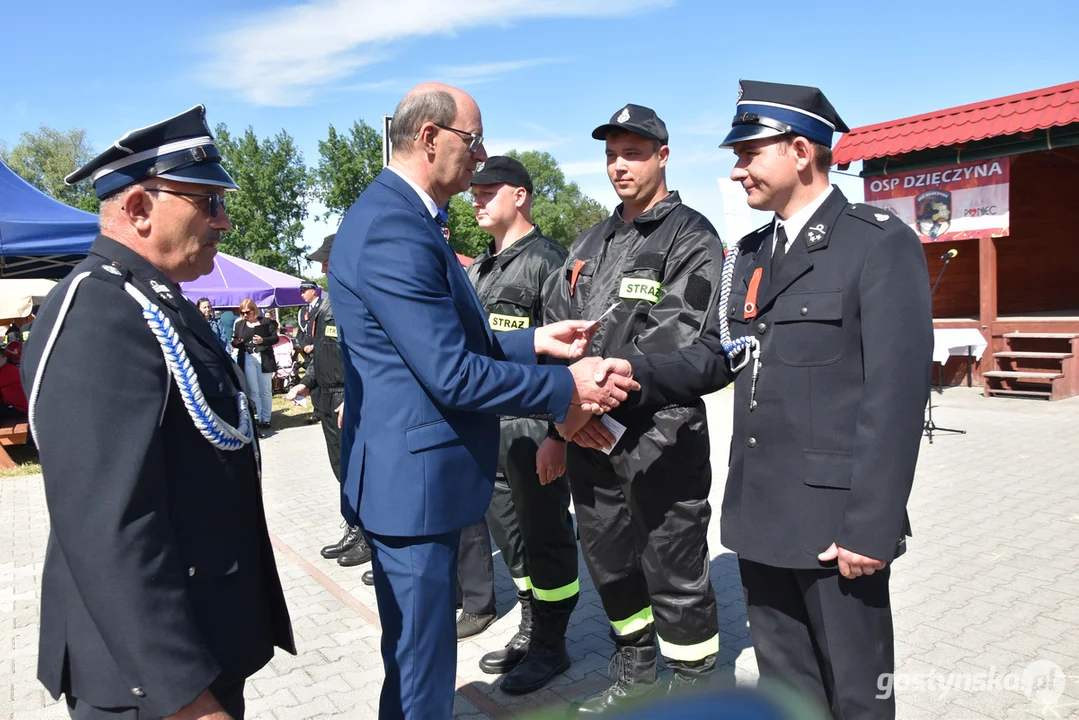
[
  {"xmin": 287, "ymin": 234, "xmax": 371, "ymax": 568},
  {"xmin": 454, "ymin": 157, "xmax": 581, "ymax": 695},
  {"xmin": 547, "ymin": 105, "xmax": 725, "ymax": 714}
]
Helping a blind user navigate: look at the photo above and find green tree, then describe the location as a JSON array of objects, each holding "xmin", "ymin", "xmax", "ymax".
[
  {"xmin": 446, "ymin": 194, "xmax": 489, "ymax": 258},
  {"xmin": 506, "ymin": 150, "xmax": 608, "ymax": 249},
  {"xmin": 214, "ymin": 123, "xmax": 310, "ymax": 275},
  {"xmin": 312, "ymin": 120, "xmax": 383, "ymax": 219},
  {"xmin": 1, "ymin": 126, "xmax": 100, "ymax": 213}
]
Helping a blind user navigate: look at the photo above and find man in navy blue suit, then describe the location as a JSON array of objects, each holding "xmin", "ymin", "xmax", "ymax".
[{"xmin": 328, "ymin": 82, "xmax": 637, "ymax": 719}]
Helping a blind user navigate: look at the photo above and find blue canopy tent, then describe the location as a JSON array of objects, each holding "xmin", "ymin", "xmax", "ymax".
[{"xmin": 0, "ymin": 159, "xmax": 97, "ymax": 278}]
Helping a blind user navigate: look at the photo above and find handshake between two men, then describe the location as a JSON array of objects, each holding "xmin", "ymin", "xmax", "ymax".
[{"xmin": 532, "ymin": 319, "xmax": 639, "ymax": 451}]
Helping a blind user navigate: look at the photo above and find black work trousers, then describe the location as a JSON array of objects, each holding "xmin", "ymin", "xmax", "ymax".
[
  {"xmin": 316, "ymin": 388, "xmax": 344, "ymax": 482},
  {"xmin": 457, "ymin": 418, "xmax": 578, "ymax": 613},
  {"xmin": 566, "ymin": 411, "xmax": 719, "ymax": 666},
  {"xmin": 738, "ymin": 558, "xmax": 896, "ymax": 720}
]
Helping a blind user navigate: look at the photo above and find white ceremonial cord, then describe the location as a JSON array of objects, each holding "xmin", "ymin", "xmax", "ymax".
[
  {"xmin": 716, "ymin": 245, "xmax": 762, "ymax": 408},
  {"xmin": 28, "ymin": 272, "xmax": 254, "ymax": 451}
]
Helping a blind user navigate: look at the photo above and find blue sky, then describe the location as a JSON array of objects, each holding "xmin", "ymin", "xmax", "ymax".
[{"xmin": 4, "ymin": 0, "xmax": 1076, "ymax": 269}]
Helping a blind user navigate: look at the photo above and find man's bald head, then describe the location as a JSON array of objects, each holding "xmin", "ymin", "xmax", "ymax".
[{"xmin": 389, "ymin": 82, "xmax": 478, "ymax": 156}]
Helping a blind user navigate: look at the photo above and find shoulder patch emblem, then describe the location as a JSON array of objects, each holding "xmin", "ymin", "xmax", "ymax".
[
  {"xmin": 805, "ymin": 223, "xmax": 828, "ymax": 245},
  {"xmin": 617, "ymin": 107, "xmax": 631, "ymax": 123},
  {"xmin": 149, "ymin": 279, "xmax": 174, "ymax": 300},
  {"xmin": 101, "ymin": 264, "xmax": 121, "ymax": 276},
  {"xmin": 875, "ymin": 213, "xmax": 889, "ymax": 222}
]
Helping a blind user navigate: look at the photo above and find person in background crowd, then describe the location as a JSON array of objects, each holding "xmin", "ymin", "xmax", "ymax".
[
  {"xmin": 0, "ymin": 342, "xmax": 27, "ymax": 418},
  {"xmin": 287, "ymin": 234, "xmax": 372, "ymax": 570},
  {"xmin": 297, "ymin": 281, "xmax": 322, "ymax": 423},
  {"xmin": 21, "ymin": 104, "xmax": 293, "ymax": 719},
  {"xmin": 196, "ymin": 296, "xmax": 225, "ymax": 349},
  {"xmin": 232, "ymin": 297, "xmax": 278, "ymax": 432},
  {"xmin": 218, "ymin": 307, "xmax": 238, "ymax": 351}
]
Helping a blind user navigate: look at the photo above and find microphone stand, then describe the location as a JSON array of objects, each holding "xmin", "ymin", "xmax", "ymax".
[{"xmin": 924, "ymin": 253, "xmax": 966, "ymax": 443}]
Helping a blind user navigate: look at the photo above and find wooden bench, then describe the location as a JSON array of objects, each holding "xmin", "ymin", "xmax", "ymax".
[{"xmin": 0, "ymin": 419, "xmax": 29, "ymax": 469}]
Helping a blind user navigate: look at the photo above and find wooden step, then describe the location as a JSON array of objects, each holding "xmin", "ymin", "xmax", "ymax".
[
  {"xmin": 983, "ymin": 370, "xmax": 1064, "ymax": 379},
  {"xmin": 993, "ymin": 351, "xmax": 1073, "ymax": 359},
  {"xmin": 1003, "ymin": 332, "xmax": 1079, "ymax": 339},
  {"xmin": 986, "ymin": 388, "xmax": 1053, "ymax": 399}
]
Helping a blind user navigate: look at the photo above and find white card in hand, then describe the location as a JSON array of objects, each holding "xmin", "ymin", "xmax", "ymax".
[
  {"xmin": 291, "ymin": 395, "xmax": 309, "ymax": 408},
  {"xmin": 586, "ymin": 302, "xmax": 620, "ymax": 330},
  {"xmin": 598, "ymin": 414, "xmax": 627, "ymax": 455}
]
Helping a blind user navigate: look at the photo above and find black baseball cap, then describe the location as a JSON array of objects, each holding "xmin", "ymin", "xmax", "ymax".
[
  {"xmin": 592, "ymin": 104, "xmax": 669, "ymax": 144},
  {"xmin": 471, "ymin": 156, "xmax": 533, "ymax": 193},
  {"xmin": 307, "ymin": 233, "xmax": 335, "ymax": 263}
]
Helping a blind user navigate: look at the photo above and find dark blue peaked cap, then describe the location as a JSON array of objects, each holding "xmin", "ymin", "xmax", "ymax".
[
  {"xmin": 721, "ymin": 80, "xmax": 850, "ymax": 149},
  {"xmin": 65, "ymin": 105, "xmax": 239, "ymax": 199}
]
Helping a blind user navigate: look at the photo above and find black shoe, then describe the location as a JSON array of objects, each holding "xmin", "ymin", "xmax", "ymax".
[
  {"xmin": 500, "ymin": 596, "xmax": 574, "ymax": 695},
  {"xmin": 574, "ymin": 643, "xmax": 660, "ymax": 716},
  {"xmin": 337, "ymin": 535, "xmax": 372, "ymax": 566},
  {"xmin": 321, "ymin": 525, "xmax": 362, "ymax": 559},
  {"xmin": 480, "ymin": 591, "xmax": 534, "ymax": 675},
  {"xmin": 666, "ymin": 657, "xmax": 716, "ymax": 696},
  {"xmin": 457, "ymin": 612, "xmax": 496, "ymax": 641},
  {"xmin": 361, "ymin": 569, "xmax": 374, "ymax": 586}
]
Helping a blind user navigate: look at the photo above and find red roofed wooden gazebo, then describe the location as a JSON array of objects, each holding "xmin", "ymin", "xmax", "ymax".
[{"xmin": 833, "ymin": 80, "xmax": 1079, "ymax": 400}]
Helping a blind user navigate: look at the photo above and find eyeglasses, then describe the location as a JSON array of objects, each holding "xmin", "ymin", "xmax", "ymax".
[
  {"xmin": 148, "ymin": 188, "xmax": 228, "ymax": 217},
  {"xmin": 430, "ymin": 124, "xmax": 484, "ymax": 153},
  {"xmin": 241, "ymin": 309, "xmax": 257, "ymax": 317}
]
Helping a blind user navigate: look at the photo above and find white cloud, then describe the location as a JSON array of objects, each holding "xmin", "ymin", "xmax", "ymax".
[
  {"xmin": 435, "ymin": 58, "xmax": 565, "ymax": 86},
  {"xmin": 201, "ymin": 0, "xmax": 673, "ymax": 106}
]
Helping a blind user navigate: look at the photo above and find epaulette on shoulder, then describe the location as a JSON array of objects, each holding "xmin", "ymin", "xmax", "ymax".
[
  {"xmin": 845, "ymin": 202, "xmax": 893, "ymax": 229},
  {"xmin": 87, "ymin": 260, "xmax": 130, "ymax": 287}
]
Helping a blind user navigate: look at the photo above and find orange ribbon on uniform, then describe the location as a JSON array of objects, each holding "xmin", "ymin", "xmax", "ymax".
[
  {"xmin": 570, "ymin": 260, "xmax": 586, "ymax": 297},
  {"xmin": 743, "ymin": 267, "xmax": 763, "ymax": 319}
]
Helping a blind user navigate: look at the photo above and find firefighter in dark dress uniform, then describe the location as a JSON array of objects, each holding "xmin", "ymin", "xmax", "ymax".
[
  {"xmin": 548, "ymin": 106, "xmax": 726, "ymax": 714},
  {"xmin": 22, "ymin": 105, "xmax": 294, "ymax": 719},
  {"xmin": 452, "ymin": 157, "xmax": 581, "ymax": 695},
  {"xmin": 288, "ymin": 235, "xmax": 372, "ymax": 568},
  {"xmin": 593, "ymin": 82, "xmax": 934, "ymax": 719}
]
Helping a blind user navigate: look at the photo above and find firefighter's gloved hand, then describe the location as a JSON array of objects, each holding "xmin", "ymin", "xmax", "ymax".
[
  {"xmin": 569, "ymin": 417, "xmax": 616, "ymax": 453},
  {"xmin": 534, "ymin": 319, "xmax": 598, "ymax": 359},
  {"xmin": 568, "ymin": 357, "xmax": 638, "ymax": 413},
  {"xmin": 536, "ymin": 438, "xmax": 567, "ymax": 485}
]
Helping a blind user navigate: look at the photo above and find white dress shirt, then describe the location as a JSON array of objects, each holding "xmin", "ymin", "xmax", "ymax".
[{"xmin": 386, "ymin": 165, "xmax": 440, "ymax": 219}]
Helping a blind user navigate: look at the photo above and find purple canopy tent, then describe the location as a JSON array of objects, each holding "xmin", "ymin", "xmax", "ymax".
[{"xmin": 180, "ymin": 252, "xmax": 319, "ymax": 308}]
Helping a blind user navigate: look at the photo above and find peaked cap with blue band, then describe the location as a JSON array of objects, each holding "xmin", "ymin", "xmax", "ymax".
[
  {"xmin": 65, "ymin": 105, "xmax": 239, "ymax": 199},
  {"xmin": 720, "ymin": 80, "xmax": 849, "ymax": 149}
]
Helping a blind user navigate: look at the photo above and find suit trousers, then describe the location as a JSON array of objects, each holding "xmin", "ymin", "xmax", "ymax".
[
  {"xmin": 738, "ymin": 558, "xmax": 895, "ymax": 720},
  {"xmin": 368, "ymin": 530, "xmax": 460, "ymax": 720},
  {"xmin": 65, "ymin": 680, "xmax": 246, "ymax": 719}
]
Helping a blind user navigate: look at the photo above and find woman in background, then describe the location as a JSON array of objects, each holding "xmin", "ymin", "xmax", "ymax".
[{"xmin": 232, "ymin": 298, "xmax": 277, "ymax": 432}]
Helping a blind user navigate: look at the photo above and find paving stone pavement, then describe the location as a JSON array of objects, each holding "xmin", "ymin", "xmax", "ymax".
[{"xmin": 2, "ymin": 387, "xmax": 1078, "ymax": 719}]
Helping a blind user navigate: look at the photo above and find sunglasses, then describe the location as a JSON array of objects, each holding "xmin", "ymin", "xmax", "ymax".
[
  {"xmin": 149, "ymin": 188, "xmax": 228, "ymax": 217},
  {"xmin": 424, "ymin": 123, "xmax": 484, "ymax": 153}
]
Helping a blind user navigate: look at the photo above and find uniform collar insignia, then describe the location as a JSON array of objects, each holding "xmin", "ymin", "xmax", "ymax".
[
  {"xmin": 101, "ymin": 264, "xmax": 122, "ymax": 276},
  {"xmin": 149, "ymin": 278, "xmax": 175, "ymax": 301},
  {"xmin": 804, "ymin": 222, "xmax": 828, "ymax": 246}
]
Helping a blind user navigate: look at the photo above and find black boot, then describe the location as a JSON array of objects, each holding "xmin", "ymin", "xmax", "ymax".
[
  {"xmin": 666, "ymin": 656, "xmax": 716, "ymax": 696},
  {"xmin": 500, "ymin": 596, "xmax": 575, "ymax": 695},
  {"xmin": 337, "ymin": 533, "xmax": 372, "ymax": 566},
  {"xmin": 480, "ymin": 591, "xmax": 534, "ymax": 675},
  {"xmin": 574, "ymin": 632, "xmax": 660, "ymax": 716},
  {"xmin": 320, "ymin": 525, "xmax": 362, "ymax": 559},
  {"xmin": 361, "ymin": 569, "xmax": 374, "ymax": 586}
]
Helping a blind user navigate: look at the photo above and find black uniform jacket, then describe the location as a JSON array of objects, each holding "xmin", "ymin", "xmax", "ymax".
[
  {"xmin": 301, "ymin": 292, "xmax": 343, "ymax": 394},
  {"xmin": 23, "ymin": 236, "xmax": 294, "ymax": 716},
  {"xmin": 297, "ymin": 297, "xmax": 319, "ymax": 349},
  {"xmin": 468, "ymin": 227, "xmax": 567, "ymax": 437},
  {"xmin": 626, "ymin": 188, "xmax": 934, "ymax": 568},
  {"xmin": 545, "ymin": 191, "xmax": 725, "ymax": 433}
]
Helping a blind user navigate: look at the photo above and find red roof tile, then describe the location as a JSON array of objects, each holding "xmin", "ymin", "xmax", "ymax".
[{"xmin": 833, "ymin": 80, "xmax": 1079, "ymax": 166}]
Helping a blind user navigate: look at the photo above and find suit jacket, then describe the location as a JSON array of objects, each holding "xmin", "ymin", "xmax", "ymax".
[
  {"xmin": 23, "ymin": 236, "xmax": 294, "ymax": 716},
  {"xmin": 328, "ymin": 168, "xmax": 574, "ymax": 537},
  {"xmin": 627, "ymin": 188, "xmax": 933, "ymax": 568}
]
